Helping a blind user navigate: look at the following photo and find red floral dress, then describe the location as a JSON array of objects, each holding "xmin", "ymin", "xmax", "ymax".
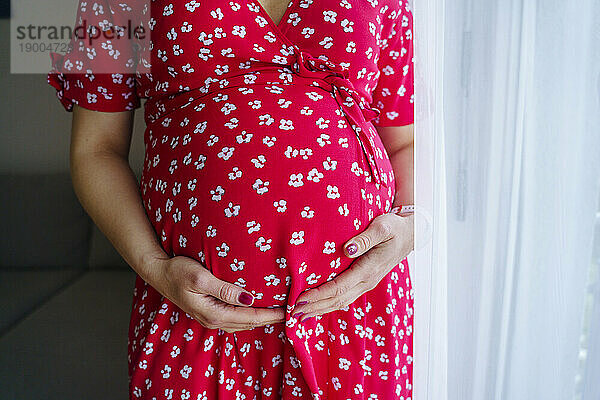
[{"xmin": 48, "ymin": 0, "xmax": 414, "ymax": 398}]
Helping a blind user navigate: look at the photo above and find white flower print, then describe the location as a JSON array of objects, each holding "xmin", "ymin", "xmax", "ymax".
[
  {"xmin": 276, "ymin": 257, "xmax": 287, "ymax": 269},
  {"xmin": 307, "ymin": 168, "xmax": 324, "ymax": 182},
  {"xmin": 246, "ymin": 220, "xmax": 261, "ymax": 233},
  {"xmin": 217, "ymin": 243, "xmax": 229, "ymax": 257},
  {"xmin": 178, "ymin": 234, "xmax": 187, "ymax": 248},
  {"xmin": 236, "ymin": 130, "xmax": 253, "ymax": 143},
  {"xmin": 263, "ymin": 136, "xmax": 277, "ymax": 146},
  {"xmin": 264, "ymin": 274, "xmax": 281, "ymax": 286},
  {"xmin": 161, "ymin": 364, "xmax": 171, "ymax": 379},
  {"xmin": 300, "ymin": 105, "xmax": 313, "ymax": 115},
  {"xmin": 181, "ymin": 388, "xmax": 191, "ymax": 399},
  {"xmin": 218, "ymin": 146, "xmax": 235, "ymax": 160},
  {"xmin": 251, "ymin": 154, "xmax": 267, "ymax": 168},
  {"xmin": 323, "ymin": 10, "xmax": 337, "ymax": 23},
  {"xmin": 144, "ymin": 341, "xmax": 154, "ymax": 355},
  {"xmin": 252, "ymin": 178, "xmax": 270, "ymax": 194},
  {"xmin": 86, "ymin": 92, "xmax": 97, "ymax": 104},
  {"xmin": 290, "ymin": 230, "xmax": 305, "ymax": 245},
  {"xmin": 210, "ymin": 7, "xmax": 224, "ymax": 20},
  {"xmin": 338, "ymin": 203, "xmax": 349, "ymax": 216},
  {"xmin": 298, "ymin": 262, "xmax": 308, "ymax": 274},
  {"xmin": 273, "ymin": 199, "xmax": 287, "ymax": 212},
  {"xmin": 210, "ymin": 185, "xmax": 225, "ymax": 201},
  {"xmin": 323, "ymin": 241, "xmax": 336, "ymax": 254},
  {"xmin": 228, "ymin": 166, "xmax": 243, "ymax": 180},
  {"xmin": 306, "ymin": 272, "xmax": 321, "ymax": 285},
  {"xmin": 341, "ymin": 18, "xmax": 354, "ymax": 32},
  {"xmin": 230, "ymin": 259, "xmax": 245, "ymax": 271},
  {"xmin": 185, "ymin": 0, "xmax": 201, "ymax": 12},
  {"xmin": 306, "ymin": 91, "xmax": 324, "ymax": 101},
  {"xmin": 255, "ymin": 236, "xmax": 272, "ymax": 252},
  {"xmin": 354, "ymin": 384, "xmax": 364, "ymax": 394},
  {"xmin": 194, "ymin": 154, "xmax": 207, "ymax": 170},
  {"xmin": 232, "ymin": 25, "xmax": 246, "ymax": 38},
  {"xmin": 278, "ymin": 118, "xmax": 294, "ymax": 130},
  {"xmin": 258, "ymin": 113, "xmax": 275, "ymax": 125},
  {"xmin": 288, "ymin": 173, "xmax": 304, "ymax": 187},
  {"xmin": 301, "ymin": 206, "xmax": 315, "ymax": 218},
  {"xmin": 326, "ymin": 185, "xmax": 341, "ymax": 199},
  {"xmin": 183, "ymin": 329, "xmax": 194, "ymax": 341},
  {"xmin": 330, "ymin": 257, "xmax": 341, "ymax": 270},
  {"xmin": 170, "ymin": 346, "xmax": 181, "ymax": 358},
  {"xmin": 351, "ymin": 161, "xmax": 364, "ymax": 176},
  {"xmin": 181, "ymin": 21, "xmax": 193, "ymax": 32},
  {"xmin": 317, "ymin": 133, "xmax": 331, "ymax": 147},
  {"xmin": 301, "ymin": 27, "xmax": 315, "ymax": 38},
  {"xmin": 224, "ymin": 202, "xmax": 241, "ymax": 217},
  {"xmin": 339, "ymin": 358, "xmax": 351, "ymax": 370},
  {"xmin": 315, "ymin": 117, "xmax": 329, "ymax": 129},
  {"xmin": 180, "ymin": 365, "xmax": 192, "ymax": 379}
]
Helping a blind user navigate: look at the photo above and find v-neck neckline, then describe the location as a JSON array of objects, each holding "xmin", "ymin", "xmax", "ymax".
[{"xmin": 254, "ymin": 0, "xmax": 295, "ymax": 34}]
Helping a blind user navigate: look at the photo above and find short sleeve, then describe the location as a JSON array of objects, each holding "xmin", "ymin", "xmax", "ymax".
[
  {"xmin": 371, "ymin": 3, "xmax": 414, "ymax": 127},
  {"xmin": 47, "ymin": 0, "xmax": 141, "ymax": 112}
]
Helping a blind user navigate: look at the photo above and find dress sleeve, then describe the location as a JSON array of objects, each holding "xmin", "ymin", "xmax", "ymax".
[
  {"xmin": 47, "ymin": 0, "xmax": 141, "ymax": 112},
  {"xmin": 371, "ymin": 4, "xmax": 414, "ymax": 127}
]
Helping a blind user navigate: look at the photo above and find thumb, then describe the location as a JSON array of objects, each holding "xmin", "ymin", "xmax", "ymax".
[
  {"xmin": 344, "ymin": 217, "xmax": 393, "ymax": 257},
  {"xmin": 204, "ymin": 274, "xmax": 255, "ymax": 306}
]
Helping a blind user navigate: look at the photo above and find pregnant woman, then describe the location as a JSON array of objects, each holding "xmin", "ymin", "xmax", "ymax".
[{"xmin": 48, "ymin": 0, "xmax": 415, "ymax": 398}]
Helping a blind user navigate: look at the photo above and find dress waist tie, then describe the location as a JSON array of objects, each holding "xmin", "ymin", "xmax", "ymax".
[
  {"xmin": 291, "ymin": 49, "xmax": 388, "ymax": 188},
  {"xmin": 143, "ymin": 50, "xmax": 389, "ymax": 188}
]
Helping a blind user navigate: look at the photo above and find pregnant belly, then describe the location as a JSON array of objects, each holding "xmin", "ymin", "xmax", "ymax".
[{"xmin": 139, "ymin": 82, "xmax": 396, "ymax": 308}]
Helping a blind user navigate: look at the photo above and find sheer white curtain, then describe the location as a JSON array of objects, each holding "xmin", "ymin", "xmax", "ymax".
[{"xmin": 412, "ymin": 0, "xmax": 600, "ymax": 399}]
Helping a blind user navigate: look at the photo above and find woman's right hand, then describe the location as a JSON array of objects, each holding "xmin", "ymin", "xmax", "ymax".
[{"xmin": 146, "ymin": 254, "xmax": 286, "ymax": 333}]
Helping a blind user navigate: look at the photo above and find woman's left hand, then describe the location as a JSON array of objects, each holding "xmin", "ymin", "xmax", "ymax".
[{"xmin": 291, "ymin": 211, "xmax": 414, "ymax": 323}]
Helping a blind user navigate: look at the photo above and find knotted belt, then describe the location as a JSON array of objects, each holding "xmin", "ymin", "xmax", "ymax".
[
  {"xmin": 143, "ymin": 49, "xmax": 389, "ymax": 187},
  {"xmin": 290, "ymin": 49, "xmax": 388, "ymax": 188}
]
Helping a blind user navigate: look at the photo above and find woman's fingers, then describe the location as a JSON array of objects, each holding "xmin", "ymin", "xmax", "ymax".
[
  {"xmin": 189, "ymin": 263, "xmax": 256, "ymax": 307},
  {"xmin": 294, "ymin": 287, "xmax": 365, "ymax": 323},
  {"xmin": 157, "ymin": 255, "xmax": 286, "ymax": 332},
  {"xmin": 190, "ymin": 294, "xmax": 286, "ymax": 332},
  {"xmin": 292, "ymin": 238, "xmax": 403, "ymax": 321},
  {"xmin": 343, "ymin": 213, "xmax": 396, "ymax": 257},
  {"xmin": 186, "ymin": 261, "xmax": 286, "ymax": 329},
  {"xmin": 295, "ymin": 245, "xmax": 388, "ymax": 305}
]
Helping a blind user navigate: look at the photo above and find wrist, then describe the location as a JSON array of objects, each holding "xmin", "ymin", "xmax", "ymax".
[
  {"xmin": 388, "ymin": 206, "xmax": 415, "ymax": 252},
  {"xmin": 390, "ymin": 204, "xmax": 415, "ymax": 217},
  {"xmin": 138, "ymin": 249, "xmax": 171, "ymax": 285},
  {"xmin": 391, "ymin": 204, "xmax": 434, "ymax": 252}
]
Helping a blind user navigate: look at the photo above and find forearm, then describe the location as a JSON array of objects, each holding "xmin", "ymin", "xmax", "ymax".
[
  {"xmin": 70, "ymin": 150, "xmax": 167, "ymax": 283},
  {"xmin": 377, "ymin": 125, "xmax": 415, "ymax": 253},
  {"xmin": 388, "ymin": 142, "xmax": 414, "ymax": 207},
  {"xmin": 375, "ymin": 124, "xmax": 414, "ymax": 208}
]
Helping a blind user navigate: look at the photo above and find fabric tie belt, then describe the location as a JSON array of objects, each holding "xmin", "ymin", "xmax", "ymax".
[
  {"xmin": 290, "ymin": 49, "xmax": 387, "ymax": 188},
  {"xmin": 144, "ymin": 49, "xmax": 389, "ymax": 188}
]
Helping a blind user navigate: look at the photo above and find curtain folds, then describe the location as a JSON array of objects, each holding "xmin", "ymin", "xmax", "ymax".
[{"xmin": 412, "ymin": 0, "xmax": 600, "ymax": 398}]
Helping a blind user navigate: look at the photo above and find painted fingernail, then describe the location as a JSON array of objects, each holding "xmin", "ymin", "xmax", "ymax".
[
  {"xmin": 296, "ymin": 300, "xmax": 308, "ymax": 306},
  {"xmin": 292, "ymin": 312, "xmax": 304, "ymax": 319},
  {"xmin": 346, "ymin": 243, "xmax": 358, "ymax": 255},
  {"xmin": 302, "ymin": 316, "xmax": 314, "ymax": 323},
  {"xmin": 238, "ymin": 292, "xmax": 254, "ymax": 305}
]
